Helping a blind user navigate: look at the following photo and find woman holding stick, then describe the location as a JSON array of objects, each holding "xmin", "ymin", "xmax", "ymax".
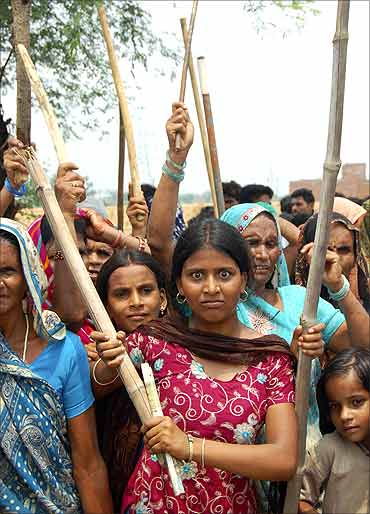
[
  {"xmin": 148, "ymin": 104, "xmax": 369, "ymax": 448},
  {"xmin": 296, "ymin": 212, "xmax": 370, "ymax": 314},
  {"xmin": 92, "ymin": 218, "xmax": 298, "ymax": 514},
  {"xmin": 88, "ymin": 249, "xmax": 168, "ymax": 511},
  {"xmin": 0, "ymin": 218, "xmax": 113, "ymax": 514}
]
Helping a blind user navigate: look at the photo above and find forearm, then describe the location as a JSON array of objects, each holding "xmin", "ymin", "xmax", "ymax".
[
  {"xmin": 52, "ymin": 214, "xmax": 87, "ymax": 327},
  {"xmin": 73, "ymin": 456, "xmax": 113, "ymax": 514},
  {"xmin": 279, "ymin": 217, "xmax": 300, "ymax": 246},
  {"xmin": 0, "ymin": 187, "xmax": 13, "ymax": 216},
  {"xmin": 147, "ymin": 173, "xmax": 177, "ymax": 271},
  {"xmin": 191, "ymin": 437, "xmax": 296, "ymax": 480},
  {"xmin": 90, "ymin": 358, "xmax": 124, "ymax": 399},
  {"xmin": 337, "ymin": 289, "xmax": 370, "ymax": 348},
  {"xmin": 119, "ymin": 233, "xmax": 150, "ymax": 254}
]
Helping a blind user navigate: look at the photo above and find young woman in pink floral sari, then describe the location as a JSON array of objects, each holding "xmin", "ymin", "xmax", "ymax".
[{"xmin": 92, "ymin": 218, "xmax": 298, "ymax": 514}]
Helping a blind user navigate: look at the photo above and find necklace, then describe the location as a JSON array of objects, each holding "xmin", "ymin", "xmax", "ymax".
[{"xmin": 22, "ymin": 313, "xmax": 30, "ymax": 361}]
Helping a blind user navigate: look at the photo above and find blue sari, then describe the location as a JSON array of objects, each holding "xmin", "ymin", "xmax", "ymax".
[{"xmin": 0, "ymin": 334, "xmax": 82, "ymax": 514}]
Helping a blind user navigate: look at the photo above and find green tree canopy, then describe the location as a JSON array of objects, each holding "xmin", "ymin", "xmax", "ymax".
[{"xmin": 0, "ymin": 0, "xmax": 180, "ymax": 138}]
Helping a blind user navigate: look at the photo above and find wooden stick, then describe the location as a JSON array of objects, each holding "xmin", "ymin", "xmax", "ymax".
[
  {"xmin": 180, "ymin": 18, "xmax": 219, "ymax": 218},
  {"xmin": 175, "ymin": 0, "xmax": 199, "ymax": 150},
  {"xmin": 20, "ymin": 148, "xmax": 152, "ymax": 424},
  {"xmin": 283, "ymin": 2, "xmax": 350, "ymax": 512},
  {"xmin": 197, "ymin": 56, "xmax": 225, "ymax": 216},
  {"xmin": 142, "ymin": 363, "xmax": 185, "ymax": 496},
  {"xmin": 117, "ymin": 107, "xmax": 126, "ymax": 231},
  {"xmin": 98, "ymin": 5, "xmax": 141, "ymax": 198},
  {"xmin": 17, "ymin": 44, "xmax": 67, "ymax": 162}
]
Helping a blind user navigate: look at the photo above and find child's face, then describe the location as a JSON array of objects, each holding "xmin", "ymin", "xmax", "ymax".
[{"xmin": 326, "ymin": 370, "xmax": 370, "ymax": 448}]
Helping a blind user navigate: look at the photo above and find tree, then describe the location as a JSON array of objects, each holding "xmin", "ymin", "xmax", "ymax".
[{"xmin": 0, "ymin": 0, "xmax": 180, "ymax": 139}]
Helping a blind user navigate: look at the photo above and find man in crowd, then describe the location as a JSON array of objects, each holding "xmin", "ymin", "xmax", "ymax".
[
  {"xmin": 291, "ymin": 188, "xmax": 315, "ymax": 216},
  {"xmin": 239, "ymin": 183, "xmax": 274, "ymax": 204}
]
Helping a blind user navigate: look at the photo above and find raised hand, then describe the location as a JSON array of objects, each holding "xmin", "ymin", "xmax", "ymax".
[
  {"xmin": 166, "ymin": 102, "xmax": 194, "ymax": 165},
  {"xmin": 301, "ymin": 243, "xmax": 344, "ymax": 292},
  {"xmin": 55, "ymin": 162, "xmax": 85, "ymax": 214}
]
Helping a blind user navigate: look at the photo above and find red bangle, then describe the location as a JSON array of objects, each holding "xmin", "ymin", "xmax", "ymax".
[
  {"xmin": 111, "ymin": 230, "xmax": 123, "ymax": 249},
  {"xmin": 135, "ymin": 237, "xmax": 147, "ymax": 253}
]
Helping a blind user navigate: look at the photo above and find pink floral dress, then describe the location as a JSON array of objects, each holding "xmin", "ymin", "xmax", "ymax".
[{"xmin": 121, "ymin": 332, "xmax": 295, "ymax": 514}]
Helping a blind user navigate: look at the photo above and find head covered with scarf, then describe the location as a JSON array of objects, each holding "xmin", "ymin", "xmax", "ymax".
[
  {"xmin": 221, "ymin": 203, "xmax": 291, "ymax": 288},
  {"xmin": 0, "ymin": 217, "xmax": 66, "ymax": 341},
  {"xmin": 296, "ymin": 212, "xmax": 370, "ymax": 313}
]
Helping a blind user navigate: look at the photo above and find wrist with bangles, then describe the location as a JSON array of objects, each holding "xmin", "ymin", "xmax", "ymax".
[
  {"xmin": 185, "ymin": 433, "xmax": 207, "ymax": 468},
  {"xmin": 4, "ymin": 177, "xmax": 27, "ymax": 197},
  {"xmin": 327, "ymin": 274, "xmax": 350, "ymax": 302},
  {"xmin": 162, "ymin": 150, "xmax": 186, "ymax": 183},
  {"xmin": 92, "ymin": 358, "xmax": 119, "ymax": 386}
]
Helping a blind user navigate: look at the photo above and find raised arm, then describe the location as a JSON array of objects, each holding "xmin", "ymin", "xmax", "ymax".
[
  {"xmin": 302, "ymin": 243, "xmax": 370, "ymax": 352},
  {"xmin": 1, "ymin": 137, "xmax": 29, "ymax": 215},
  {"xmin": 148, "ymin": 102, "xmax": 194, "ymax": 273},
  {"xmin": 51, "ymin": 162, "xmax": 88, "ymax": 329},
  {"xmin": 278, "ymin": 216, "xmax": 300, "ymax": 275}
]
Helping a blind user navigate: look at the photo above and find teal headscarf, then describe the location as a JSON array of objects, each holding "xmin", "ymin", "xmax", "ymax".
[
  {"xmin": 0, "ymin": 218, "xmax": 66, "ymax": 341},
  {"xmin": 221, "ymin": 203, "xmax": 290, "ymax": 288}
]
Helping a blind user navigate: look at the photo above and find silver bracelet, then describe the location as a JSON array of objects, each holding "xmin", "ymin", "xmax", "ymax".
[{"xmin": 92, "ymin": 358, "xmax": 119, "ymax": 386}]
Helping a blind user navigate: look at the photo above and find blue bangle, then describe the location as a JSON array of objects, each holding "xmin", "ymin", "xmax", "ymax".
[
  {"xmin": 4, "ymin": 177, "xmax": 27, "ymax": 198},
  {"xmin": 166, "ymin": 150, "xmax": 186, "ymax": 171},
  {"xmin": 162, "ymin": 162, "xmax": 185, "ymax": 183},
  {"xmin": 327, "ymin": 275, "xmax": 350, "ymax": 302}
]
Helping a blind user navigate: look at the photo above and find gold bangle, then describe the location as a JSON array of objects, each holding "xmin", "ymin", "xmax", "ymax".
[
  {"xmin": 187, "ymin": 433, "xmax": 194, "ymax": 462},
  {"xmin": 201, "ymin": 437, "xmax": 206, "ymax": 469},
  {"xmin": 92, "ymin": 358, "xmax": 119, "ymax": 386}
]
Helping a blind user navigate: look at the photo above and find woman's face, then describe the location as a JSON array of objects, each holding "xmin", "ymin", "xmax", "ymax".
[
  {"xmin": 328, "ymin": 222, "xmax": 356, "ymax": 279},
  {"xmin": 177, "ymin": 247, "xmax": 246, "ymax": 325},
  {"xmin": 0, "ymin": 240, "xmax": 27, "ymax": 317},
  {"xmin": 241, "ymin": 214, "xmax": 280, "ymax": 289},
  {"xmin": 106, "ymin": 264, "xmax": 166, "ymax": 333},
  {"xmin": 86, "ymin": 239, "xmax": 114, "ymax": 285}
]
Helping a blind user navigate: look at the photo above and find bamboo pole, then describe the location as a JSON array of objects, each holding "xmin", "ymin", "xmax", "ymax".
[
  {"xmin": 97, "ymin": 5, "xmax": 141, "ymax": 198},
  {"xmin": 197, "ymin": 57, "xmax": 225, "ymax": 216},
  {"xmin": 180, "ymin": 18, "xmax": 219, "ymax": 217},
  {"xmin": 142, "ymin": 363, "xmax": 184, "ymax": 496},
  {"xmin": 18, "ymin": 148, "xmax": 151, "ymax": 422},
  {"xmin": 17, "ymin": 44, "xmax": 67, "ymax": 162},
  {"xmin": 175, "ymin": 0, "xmax": 198, "ymax": 150},
  {"xmin": 284, "ymin": 2, "xmax": 350, "ymax": 512},
  {"xmin": 117, "ymin": 108, "xmax": 125, "ymax": 230}
]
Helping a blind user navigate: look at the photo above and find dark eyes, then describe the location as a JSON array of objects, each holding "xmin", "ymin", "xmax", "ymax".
[
  {"xmin": 352, "ymin": 398, "xmax": 365, "ymax": 408},
  {"xmin": 247, "ymin": 239, "xmax": 277, "ymax": 248},
  {"xmin": 190, "ymin": 270, "xmax": 232, "ymax": 280}
]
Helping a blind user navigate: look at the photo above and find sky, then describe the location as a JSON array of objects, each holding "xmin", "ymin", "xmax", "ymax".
[{"xmin": 2, "ymin": 0, "xmax": 369, "ymax": 198}]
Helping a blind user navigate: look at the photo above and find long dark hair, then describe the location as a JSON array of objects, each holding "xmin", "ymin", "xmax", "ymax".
[
  {"xmin": 302, "ymin": 212, "xmax": 370, "ymax": 312},
  {"xmin": 317, "ymin": 348, "xmax": 370, "ymax": 435},
  {"xmin": 96, "ymin": 249, "xmax": 166, "ymax": 305},
  {"xmin": 170, "ymin": 218, "xmax": 251, "ymax": 315}
]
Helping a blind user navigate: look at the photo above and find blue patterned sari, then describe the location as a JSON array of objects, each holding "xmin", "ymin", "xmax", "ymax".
[{"xmin": 0, "ymin": 334, "xmax": 82, "ymax": 513}]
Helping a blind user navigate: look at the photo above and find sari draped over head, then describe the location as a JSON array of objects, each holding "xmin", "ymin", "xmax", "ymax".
[
  {"xmin": 295, "ymin": 212, "xmax": 370, "ymax": 313},
  {"xmin": 0, "ymin": 219, "xmax": 81, "ymax": 513},
  {"xmin": 221, "ymin": 203, "xmax": 291, "ymax": 288},
  {"xmin": 1, "ymin": 218, "xmax": 66, "ymax": 341},
  {"xmin": 333, "ymin": 196, "xmax": 367, "ymax": 225}
]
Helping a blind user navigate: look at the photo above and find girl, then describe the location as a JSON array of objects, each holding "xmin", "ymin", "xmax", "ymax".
[
  {"xmin": 91, "ymin": 249, "xmax": 167, "ymax": 511},
  {"xmin": 93, "ymin": 218, "xmax": 298, "ymax": 514},
  {"xmin": 299, "ymin": 348, "xmax": 370, "ymax": 514}
]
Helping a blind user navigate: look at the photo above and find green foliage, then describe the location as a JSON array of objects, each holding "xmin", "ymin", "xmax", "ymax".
[
  {"xmin": 0, "ymin": 0, "xmax": 180, "ymax": 138},
  {"xmin": 243, "ymin": 0, "xmax": 320, "ymax": 34}
]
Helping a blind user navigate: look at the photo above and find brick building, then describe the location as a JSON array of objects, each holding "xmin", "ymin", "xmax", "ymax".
[{"xmin": 289, "ymin": 163, "xmax": 369, "ymax": 200}]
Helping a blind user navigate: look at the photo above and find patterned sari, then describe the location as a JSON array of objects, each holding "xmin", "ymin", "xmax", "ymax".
[
  {"xmin": 0, "ymin": 218, "xmax": 80, "ymax": 513},
  {"xmin": 0, "ymin": 335, "xmax": 81, "ymax": 513}
]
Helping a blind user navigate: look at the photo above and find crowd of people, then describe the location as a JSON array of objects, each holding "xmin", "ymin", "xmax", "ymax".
[{"xmin": 0, "ymin": 102, "xmax": 369, "ymax": 514}]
